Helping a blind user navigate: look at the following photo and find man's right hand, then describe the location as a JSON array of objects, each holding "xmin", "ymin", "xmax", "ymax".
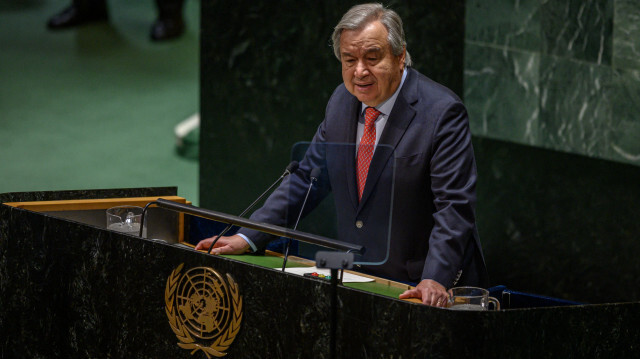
[
  {"xmin": 399, "ymin": 279, "xmax": 449, "ymax": 307},
  {"xmin": 194, "ymin": 234, "xmax": 250, "ymax": 255}
]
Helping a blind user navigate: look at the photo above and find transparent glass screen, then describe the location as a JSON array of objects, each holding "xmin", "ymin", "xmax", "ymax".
[{"xmin": 278, "ymin": 142, "xmax": 394, "ymax": 266}]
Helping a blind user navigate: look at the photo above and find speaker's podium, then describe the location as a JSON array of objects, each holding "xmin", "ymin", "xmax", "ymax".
[{"xmin": 1, "ymin": 187, "xmax": 639, "ymax": 358}]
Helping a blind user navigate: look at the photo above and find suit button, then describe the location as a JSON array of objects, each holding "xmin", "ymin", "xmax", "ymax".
[{"xmin": 355, "ymin": 220, "xmax": 363, "ymax": 229}]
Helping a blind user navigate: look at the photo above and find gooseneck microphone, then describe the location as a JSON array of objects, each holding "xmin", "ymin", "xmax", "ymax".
[
  {"xmin": 206, "ymin": 160, "xmax": 299, "ymax": 254},
  {"xmin": 281, "ymin": 167, "xmax": 321, "ymax": 271}
]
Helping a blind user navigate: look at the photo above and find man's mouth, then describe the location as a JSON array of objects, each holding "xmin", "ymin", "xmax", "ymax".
[{"xmin": 355, "ymin": 83, "xmax": 373, "ymax": 90}]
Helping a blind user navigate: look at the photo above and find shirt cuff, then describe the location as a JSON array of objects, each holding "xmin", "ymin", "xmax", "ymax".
[{"xmin": 236, "ymin": 233, "xmax": 257, "ymax": 252}]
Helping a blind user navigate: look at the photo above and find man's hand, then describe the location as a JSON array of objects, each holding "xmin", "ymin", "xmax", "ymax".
[
  {"xmin": 194, "ymin": 234, "xmax": 250, "ymax": 255},
  {"xmin": 399, "ymin": 279, "xmax": 449, "ymax": 307}
]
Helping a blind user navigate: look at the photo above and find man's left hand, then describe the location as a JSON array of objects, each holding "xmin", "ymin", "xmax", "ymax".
[{"xmin": 399, "ymin": 279, "xmax": 449, "ymax": 307}]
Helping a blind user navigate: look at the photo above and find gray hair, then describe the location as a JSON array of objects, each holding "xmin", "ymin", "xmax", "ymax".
[{"xmin": 331, "ymin": 3, "xmax": 412, "ymax": 67}]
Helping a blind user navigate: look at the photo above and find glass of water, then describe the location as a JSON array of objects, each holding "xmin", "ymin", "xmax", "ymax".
[
  {"xmin": 448, "ymin": 286, "xmax": 500, "ymax": 311},
  {"xmin": 106, "ymin": 205, "xmax": 146, "ymax": 237}
]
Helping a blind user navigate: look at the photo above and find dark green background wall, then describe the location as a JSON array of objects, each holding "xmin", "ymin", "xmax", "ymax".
[
  {"xmin": 463, "ymin": 0, "xmax": 640, "ymax": 303},
  {"xmin": 465, "ymin": 0, "xmax": 640, "ymax": 166},
  {"xmin": 200, "ymin": 1, "xmax": 640, "ymax": 304}
]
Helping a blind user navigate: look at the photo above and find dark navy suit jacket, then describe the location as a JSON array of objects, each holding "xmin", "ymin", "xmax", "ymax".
[{"xmin": 240, "ymin": 68, "xmax": 488, "ymax": 288}]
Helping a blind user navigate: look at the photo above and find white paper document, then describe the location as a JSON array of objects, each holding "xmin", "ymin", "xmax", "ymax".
[{"xmin": 279, "ymin": 266, "xmax": 375, "ymax": 283}]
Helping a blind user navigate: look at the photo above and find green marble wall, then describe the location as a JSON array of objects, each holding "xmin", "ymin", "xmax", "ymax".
[
  {"xmin": 465, "ymin": 0, "xmax": 640, "ymax": 165},
  {"xmin": 473, "ymin": 138, "xmax": 640, "ymax": 303}
]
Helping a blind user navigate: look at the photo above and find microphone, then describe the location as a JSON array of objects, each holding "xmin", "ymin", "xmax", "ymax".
[
  {"xmin": 206, "ymin": 160, "xmax": 299, "ymax": 254},
  {"xmin": 281, "ymin": 167, "xmax": 321, "ymax": 271}
]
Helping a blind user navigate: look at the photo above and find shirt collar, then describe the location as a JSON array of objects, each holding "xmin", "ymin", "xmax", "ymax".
[{"xmin": 360, "ymin": 68, "xmax": 408, "ymax": 117}]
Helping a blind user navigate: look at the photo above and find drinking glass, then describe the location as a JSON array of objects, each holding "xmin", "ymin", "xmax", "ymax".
[
  {"xmin": 106, "ymin": 205, "xmax": 146, "ymax": 237},
  {"xmin": 448, "ymin": 286, "xmax": 500, "ymax": 311}
]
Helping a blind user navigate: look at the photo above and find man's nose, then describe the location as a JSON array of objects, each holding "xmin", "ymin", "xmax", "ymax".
[{"xmin": 354, "ymin": 60, "xmax": 369, "ymax": 77}]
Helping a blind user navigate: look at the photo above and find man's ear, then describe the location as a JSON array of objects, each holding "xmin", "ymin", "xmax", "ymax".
[{"xmin": 399, "ymin": 47, "xmax": 406, "ymax": 70}]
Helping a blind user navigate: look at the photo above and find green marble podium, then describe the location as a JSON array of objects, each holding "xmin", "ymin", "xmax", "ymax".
[{"xmin": 2, "ymin": 187, "xmax": 639, "ymax": 358}]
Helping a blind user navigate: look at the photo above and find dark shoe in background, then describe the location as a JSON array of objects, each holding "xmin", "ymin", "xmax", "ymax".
[
  {"xmin": 151, "ymin": 0, "xmax": 185, "ymax": 41},
  {"xmin": 47, "ymin": 3, "xmax": 108, "ymax": 29},
  {"xmin": 150, "ymin": 16, "xmax": 184, "ymax": 41}
]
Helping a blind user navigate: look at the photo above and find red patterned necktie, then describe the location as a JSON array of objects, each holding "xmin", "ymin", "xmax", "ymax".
[{"xmin": 357, "ymin": 107, "xmax": 381, "ymax": 201}]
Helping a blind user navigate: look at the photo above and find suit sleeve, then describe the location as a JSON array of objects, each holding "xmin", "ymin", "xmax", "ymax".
[{"xmin": 422, "ymin": 101, "xmax": 478, "ymax": 287}]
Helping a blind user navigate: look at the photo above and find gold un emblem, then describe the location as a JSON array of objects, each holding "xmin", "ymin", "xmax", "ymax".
[{"xmin": 165, "ymin": 263, "xmax": 243, "ymax": 358}]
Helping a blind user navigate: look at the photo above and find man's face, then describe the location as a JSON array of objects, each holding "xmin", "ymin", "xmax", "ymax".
[{"xmin": 340, "ymin": 21, "xmax": 405, "ymax": 107}]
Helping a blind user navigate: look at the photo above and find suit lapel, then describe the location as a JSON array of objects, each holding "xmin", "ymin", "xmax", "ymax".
[
  {"xmin": 343, "ymin": 96, "xmax": 361, "ymax": 210},
  {"xmin": 358, "ymin": 69, "xmax": 418, "ymax": 210}
]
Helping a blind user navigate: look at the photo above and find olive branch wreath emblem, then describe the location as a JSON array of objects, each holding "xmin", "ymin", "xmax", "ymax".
[{"xmin": 165, "ymin": 263, "xmax": 243, "ymax": 358}]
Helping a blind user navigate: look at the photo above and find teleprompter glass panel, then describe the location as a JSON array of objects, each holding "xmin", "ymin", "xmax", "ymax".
[{"xmin": 280, "ymin": 142, "xmax": 394, "ymax": 266}]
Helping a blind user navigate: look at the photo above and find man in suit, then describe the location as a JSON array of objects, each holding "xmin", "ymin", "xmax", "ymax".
[{"xmin": 196, "ymin": 3, "xmax": 488, "ymax": 307}]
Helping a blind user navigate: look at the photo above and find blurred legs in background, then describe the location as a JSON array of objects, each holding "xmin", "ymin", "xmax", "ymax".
[{"xmin": 46, "ymin": 0, "xmax": 186, "ymax": 41}]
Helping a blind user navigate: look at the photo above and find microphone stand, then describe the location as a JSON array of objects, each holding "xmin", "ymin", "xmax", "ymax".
[
  {"xmin": 315, "ymin": 251, "xmax": 354, "ymax": 359},
  {"xmin": 207, "ymin": 161, "xmax": 299, "ymax": 254},
  {"xmin": 281, "ymin": 167, "xmax": 320, "ymax": 271}
]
